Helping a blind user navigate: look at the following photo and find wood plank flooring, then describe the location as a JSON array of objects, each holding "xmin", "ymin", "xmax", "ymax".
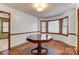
[{"xmin": 0, "ymin": 40, "xmax": 77, "ymax": 55}]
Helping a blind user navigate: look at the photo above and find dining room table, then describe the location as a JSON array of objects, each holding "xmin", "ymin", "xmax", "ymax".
[{"xmin": 26, "ymin": 34, "xmax": 53, "ymax": 55}]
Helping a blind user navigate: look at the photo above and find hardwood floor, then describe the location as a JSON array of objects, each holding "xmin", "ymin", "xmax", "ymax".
[{"xmin": 0, "ymin": 40, "xmax": 77, "ymax": 55}]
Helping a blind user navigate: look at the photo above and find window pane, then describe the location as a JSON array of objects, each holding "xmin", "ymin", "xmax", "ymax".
[
  {"xmin": 62, "ymin": 18, "xmax": 68, "ymax": 35},
  {"xmin": 48, "ymin": 20, "xmax": 59, "ymax": 33},
  {"xmin": 63, "ymin": 18, "xmax": 68, "ymax": 25},
  {"xmin": 62, "ymin": 26, "xmax": 67, "ymax": 34},
  {"xmin": 41, "ymin": 22, "xmax": 46, "ymax": 32},
  {"xmin": 3, "ymin": 22, "xmax": 8, "ymax": 32}
]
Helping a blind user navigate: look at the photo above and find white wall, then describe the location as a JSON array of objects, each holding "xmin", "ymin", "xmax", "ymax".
[
  {"xmin": 41, "ymin": 8, "xmax": 77, "ymax": 48},
  {"xmin": 0, "ymin": 4, "xmax": 38, "ymax": 48},
  {"xmin": 11, "ymin": 33, "xmax": 39, "ymax": 47}
]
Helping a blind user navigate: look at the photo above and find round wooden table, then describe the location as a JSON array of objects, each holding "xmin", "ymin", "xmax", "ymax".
[{"xmin": 27, "ymin": 34, "xmax": 53, "ymax": 55}]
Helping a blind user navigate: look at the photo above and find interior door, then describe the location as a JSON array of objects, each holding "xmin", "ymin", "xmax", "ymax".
[{"xmin": 0, "ymin": 11, "xmax": 10, "ymax": 52}]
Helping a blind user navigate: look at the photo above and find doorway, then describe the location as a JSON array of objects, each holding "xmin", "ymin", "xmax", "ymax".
[{"xmin": 0, "ymin": 11, "xmax": 10, "ymax": 52}]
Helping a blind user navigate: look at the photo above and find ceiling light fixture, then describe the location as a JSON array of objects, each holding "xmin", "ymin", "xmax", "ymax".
[{"xmin": 33, "ymin": 3, "xmax": 47, "ymax": 12}]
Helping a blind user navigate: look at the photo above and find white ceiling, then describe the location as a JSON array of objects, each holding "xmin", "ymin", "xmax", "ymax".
[{"xmin": 4, "ymin": 3, "xmax": 77, "ymax": 17}]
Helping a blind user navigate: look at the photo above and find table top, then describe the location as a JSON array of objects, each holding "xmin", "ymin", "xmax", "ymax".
[{"xmin": 27, "ymin": 34, "xmax": 53, "ymax": 43}]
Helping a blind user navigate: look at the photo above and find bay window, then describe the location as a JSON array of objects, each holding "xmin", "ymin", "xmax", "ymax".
[{"xmin": 40, "ymin": 16, "xmax": 68, "ymax": 36}]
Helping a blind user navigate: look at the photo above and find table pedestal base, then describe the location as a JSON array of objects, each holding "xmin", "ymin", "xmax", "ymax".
[
  {"xmin": 31, "ymin": 43, "xmax": 48, "ymax": 55},
  {"xmin": 31, "ymin": 47, "xmax": 48, "ymax": 55}
]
